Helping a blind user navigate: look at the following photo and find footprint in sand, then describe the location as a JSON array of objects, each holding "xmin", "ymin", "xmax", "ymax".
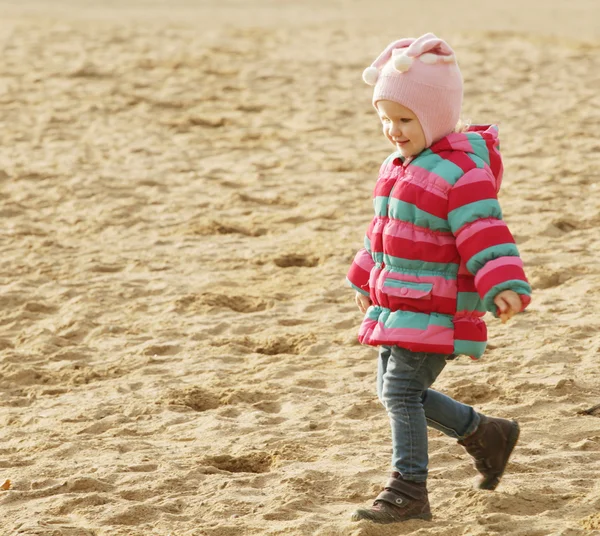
[
  {"xmin": 86, "ymin": 263, "xmax": 126, "ymax": 273},
  {"xmin": 125, "ymin": 463, "xmax": 159, "ymax": 472},
  {"xmin": 540, "ymin": 217, "xmax": 579, "ymax": 238},
  {"xmin": 10, "ymin": 520, "xmax": 97, "ymax": 535},
  {"xmin": 118, "ymin": 488, "xmax": 157, "ymax": 501},
  {"xmin": 232, "ymin": 191, "xmax": 297, "ymax": 208},
  {"xmin": 163, "ymin": 386, "xmax": 221, "ymax": 412},
  {"xmin": 272, "ymin": 253, "xmax": 320, "ymax": 268},
  {"xmin": 444, "ymin": 379, "xmax": 502, "ymax": 405},
  {"xmin": 103, "ymin": 504, "xmax": 159, "ymax": 526},
  {"xmin": 221, "ymin": 388, "xmax": 282, "ymax": 414},
  {"xmin": 210, "ymin": 333, "xmax": 316, "ymax": 356},
  {"xmin": 190, "ymin": 219, "xmax": 266, "ymax": 237},
  {"xmin": 76, "ymin": 415, "xmax": 130, "ymax": 435},
  {"xmin": 529, "ymin": 267, "xmax": 569, "ymax": 290},
  {"xmin": 174, "ymin": 292, "xmax": 271, "ymax": 314},
  {"xmin": 295, "ymin": 379, "xmax": 327, "ymax": 389},
  {"xmin": 22, "ymin": 302, "xmax": 58, "ymax": 314},
  {"xmin": 202, "ymin": 452, "xmax": 274, "ymax": 474},
  {"xmin": 163, "ymin": 386, "xmax": 282, "ymax": 414},
  {"xmin": 141, "ymin": 344, "xmax": 181, "ymax": 356},
  {"xmin": 251, "ymin": 333, "xmax": 317, "ymax": 355},
  {"xmin": 277, "ymin": 318, "xmax": 311, "ymax": 326},
  {"xmin": 344, "ymin": 399, "xmax": 381, "ymax": 420},
  {"xmin": 52, "ymin": 494, "xmax": 112, "ymax": 516},
  {"xmin": 2, "ymin": 478, "xmax": 113, "ymax": 508}
]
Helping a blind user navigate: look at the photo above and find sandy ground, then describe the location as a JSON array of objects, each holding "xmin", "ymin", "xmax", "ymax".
[{"xmin": 1, "ymin": 1, "xmax": 600, "ymax": 535}]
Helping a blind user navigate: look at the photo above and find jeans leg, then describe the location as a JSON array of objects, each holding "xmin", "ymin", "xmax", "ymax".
[
  {"xmin": 422, "ymin": 389, "xmax": 480, "ymax": 440},
  {"xmin": 377, "ymin": 345, "xmax": 391, "ymax": 405},
  {"xmin": 380, "ymin": 346, "xmax": 447, "ymax": 482}
]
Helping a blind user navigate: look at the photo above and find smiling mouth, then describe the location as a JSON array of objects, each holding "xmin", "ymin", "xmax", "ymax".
[{"xmin": 395, "ymin": 140, "xmax": 409, "ymax": 146}]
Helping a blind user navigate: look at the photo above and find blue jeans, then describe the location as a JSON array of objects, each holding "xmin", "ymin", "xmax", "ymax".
[{"xmin": 377, "ymin": 345, "xmax": 480, "ymax": 482}]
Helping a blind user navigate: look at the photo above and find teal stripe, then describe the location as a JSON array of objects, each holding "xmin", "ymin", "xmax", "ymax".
[
  {"xmin": 347, "ymin": 278, "xmax": 369, "ymax": 297},
  {"xmin": 386, "ymin": 266, "xmax": 457, "ymax": 280},
  {"xmin": 448, "ymin": 199, "xmax": 502, "ymax": 233},
  {"xmin": 383, "ymin": 152, "xmax": 401, "ymax": 166},
  {"xmin": 414, "ymin": 148, "xmax": 433, "ymax": 159},
  {"xmin": 383, "ymin": 280, "xmax": 433, "ymax": 292},
  {"xmin": 366, "ymin": 306, "xmax": 383, "ymax": 322},
  {"xmin": 457, "ymin": 291, "xmax": 486, "ymax": 313},
  {"xmin": 364, "ymin": 235, "xmax": 372, "ymax": 254},
  {"xmin": 365, "ymin": 305, "xmax": 390, "ymax": 325},
  {"xmin": 466, "ymin": 153, "xmax": 486, "ymax": 169},
  {"xmin": 384, "ymin": 310, "xmax": 430, "ymax": 330},
  {"xmin": 374, "ymin": 196, "xmax": 388, "ymax": 217},
  {"xmin": 388, "ymin": 199, "xmax": 451, "ymax": 232},
  {"xmin": 410, "ymin": 152, "xmax": 465, "ymax": 186},
  {"xmin": 454, "ymin": 339, "xmax": 486, "ymax": 358},
  {"xmin": 482, "ymin": 280, "xmax": 532, "ymax": 315},
  {"xmin": 384, "ymin": 253, "xmax": 459, "ymax": 275},
  {"xmin": 428, "ymin": 313, "xmax": 454, "ymax": 329},
  {"xmin": 383, "ymin": 310, "xmax": 454, "ymax": 330},
  {"xmin": 466, "ymin": 243, "xmax": 520, "ymax": 275},
  {"xmin": 367, "ymin": 307, "xmax": 454, "ymax": 332},
  {"xmin": 466, "ymin": 135, "xmax": 490, "ymax": 165}
]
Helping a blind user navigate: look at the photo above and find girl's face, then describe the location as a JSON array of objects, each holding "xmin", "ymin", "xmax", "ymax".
[{"xmin": 376, "ymin": 100, "xmax": 426, "ymax": 158}]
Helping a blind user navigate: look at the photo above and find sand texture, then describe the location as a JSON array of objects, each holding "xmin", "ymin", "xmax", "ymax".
[{"xmin": 1, "ymin": 1, "xmax": 600, "ymax": 535}]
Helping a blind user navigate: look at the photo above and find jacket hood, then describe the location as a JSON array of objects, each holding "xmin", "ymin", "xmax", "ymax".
[{"xmin": 430, "ymin": 124, "xmax": 504, "ymax": 192}]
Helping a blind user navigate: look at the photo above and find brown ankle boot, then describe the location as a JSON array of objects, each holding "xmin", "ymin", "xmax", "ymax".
[
  {"xmin": 458, "ymin": 414, "xmax": 520, "ymax": 490},
  {"xmin": 351, "ymin": 473, "xmax": 432, "ymax": 524}
]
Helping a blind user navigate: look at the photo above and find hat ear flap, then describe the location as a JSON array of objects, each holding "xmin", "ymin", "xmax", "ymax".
[
  {"xmin": 406, "ymin": 33, "xmax": 456, "ymax": 63},
  {"xmin": 419, "ymin": 52, "xmax": 456, "ymax": 65}
]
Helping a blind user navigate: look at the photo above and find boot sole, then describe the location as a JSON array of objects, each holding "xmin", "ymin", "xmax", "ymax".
[{"xmin": 479, "ymin": 420, "xmax": 520, "ymax": 491}]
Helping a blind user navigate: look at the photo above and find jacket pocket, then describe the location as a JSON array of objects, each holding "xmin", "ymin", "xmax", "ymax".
[{"xmin": 381, "ymin": 279, "xmax": 433, "ymax": 300}]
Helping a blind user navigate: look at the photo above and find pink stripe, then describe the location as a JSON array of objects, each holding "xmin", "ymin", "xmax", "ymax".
[
  {"xmin": 474, "ymin": 256, "xmax": 524, "ymax": 286},
  {"xmin": 382, "ymin": 272, "xmax": 457, "ymax": 299},
  {"xmin": 404, "ymin": 165, "xmax": 452, "ymax": 195},
  {"xmin": 372, "ymin": 218, "xmax": 387, "ymax": 232},
  {"xmin": 445, "ymin": 132, "xmax": 475, "ymax": 154},
  {"xmin": 454, "ymin": 165, "xmax": 493, "ymax": 187},
  {"xmin": 358, "ymin": 319, "xmax": 377, "ymax": 341},
  {"xmin": 354, "ymin": 249, "xmax": 375, "ymax": 271},
  {"xmin": 383, "ymin": 219, "xmax": 455, "ymax": 245},
  {"xmin": 455, "ymin": 217, "xmax": 505, "ymax": 248}
]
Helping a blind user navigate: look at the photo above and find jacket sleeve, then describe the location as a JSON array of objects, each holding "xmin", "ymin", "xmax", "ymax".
[
  {"xmin": 448, "ymin": 169, "xmax": 532, "ymax": 316},
  {"xmin": 346, "ymin": 219, "xmax": 375, "ymax": 297}
]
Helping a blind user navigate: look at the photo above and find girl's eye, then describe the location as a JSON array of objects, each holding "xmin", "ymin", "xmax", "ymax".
[
  {"xmin": 401, "ymin": 118, "xmax": 412, "ymax": 123},
  {"xmin": 381, "ymin": 118, "xmax": 391, "ymax": 123}
]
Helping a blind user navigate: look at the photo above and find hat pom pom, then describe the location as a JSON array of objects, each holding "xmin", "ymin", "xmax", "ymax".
[
  {"xmin": 362, "ymin": 66, "xmax": 379, "ymax": 86},
  {"xmin": 393, "ymin": 54, "xmax": 413, "ymax": 73}
]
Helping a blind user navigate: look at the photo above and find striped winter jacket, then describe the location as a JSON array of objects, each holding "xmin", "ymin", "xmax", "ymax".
[{"xmin": 347, "ymin": 125, "xmax": 531, "ymax": 358}]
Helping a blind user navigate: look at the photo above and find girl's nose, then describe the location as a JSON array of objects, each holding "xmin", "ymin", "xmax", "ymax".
[{"xmin": 389, "ymin": 122, "xmax": 402, "ymax": 137}]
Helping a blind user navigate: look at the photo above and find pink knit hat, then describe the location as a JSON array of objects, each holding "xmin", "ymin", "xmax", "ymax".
[{"xmin": 363, "ymin": 33, "xmax": 463, "ymax": 147}]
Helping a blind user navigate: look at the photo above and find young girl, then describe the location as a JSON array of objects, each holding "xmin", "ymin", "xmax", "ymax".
[{"xmin": 347, "ymin": 33, "xmax": 532, "ymax": 524}]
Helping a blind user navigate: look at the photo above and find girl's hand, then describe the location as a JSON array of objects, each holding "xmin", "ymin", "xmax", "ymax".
[
  {"xmin": 494, "ymin": 290, "xmax": 522, "ymax": 324},
  {"xmin": 355, "ymin": 291, "xmax": 371, "ymax": 314}
]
